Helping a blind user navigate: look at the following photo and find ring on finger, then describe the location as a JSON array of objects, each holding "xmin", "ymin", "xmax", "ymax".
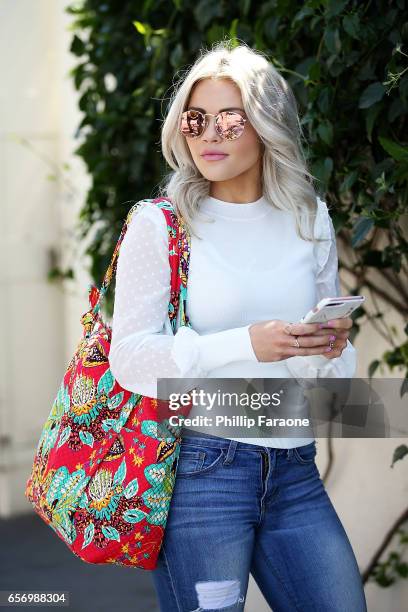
[
  {"xmin": 329, "ymin": 341, "xmax": 335, "ymax": 348},
  {"xmin": 293, "ymin": 336, "xmax": 300, "ymax": 348},
  {"xmin": 284, "ymin": 322, "xmax": 295, "ymax": 335}
]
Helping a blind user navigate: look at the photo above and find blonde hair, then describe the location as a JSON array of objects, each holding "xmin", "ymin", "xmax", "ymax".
[{"xmin": 158, "ymin": 39, "xmax": 324, "ymax": 243}]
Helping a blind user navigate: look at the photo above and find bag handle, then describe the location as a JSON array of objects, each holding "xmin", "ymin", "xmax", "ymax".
[{"xmin": 81, "ymin": 197, "xmax": 185, "ymax": 335}]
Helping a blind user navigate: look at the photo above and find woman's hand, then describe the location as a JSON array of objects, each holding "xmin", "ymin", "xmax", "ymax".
[
  {"xmin": 315, "ymin": 317, "xmax": 353, "ymax": 360},
  {"xmin": 248, "ymin": 317, "xmax": 353, "ymax": 363}
]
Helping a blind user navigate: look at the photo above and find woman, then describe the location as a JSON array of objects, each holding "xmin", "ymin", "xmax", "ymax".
[{"xmin": 110, "ymin": 41, "xmax": 367, "ymax": 612}]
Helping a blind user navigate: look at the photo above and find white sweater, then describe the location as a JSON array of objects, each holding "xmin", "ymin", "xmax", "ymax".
[{"xmin": 109, "ymin": 194, "xmax": 356, "ymax": 448}]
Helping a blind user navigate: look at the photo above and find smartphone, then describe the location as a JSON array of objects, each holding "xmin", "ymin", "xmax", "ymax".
[{"xmin": 300, "ymin": 296, "xmax": 365, "ymax": 324}]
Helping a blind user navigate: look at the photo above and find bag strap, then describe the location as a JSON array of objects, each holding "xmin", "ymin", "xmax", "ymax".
[{"xmin": 81, "ymin": 197, "xmax": 190, "ymax": 335}]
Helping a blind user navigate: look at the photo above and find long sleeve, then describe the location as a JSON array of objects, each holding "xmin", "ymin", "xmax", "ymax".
[
  {"xmin": 109, "ymin": 202, "xmax": 258, "ymax": 399},
  {"xmin": 285, "ymin": 198, "xmax": 357, "ymax": 380}
]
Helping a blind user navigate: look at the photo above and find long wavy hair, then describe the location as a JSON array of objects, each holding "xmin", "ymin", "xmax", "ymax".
[{"xmin": 158, "ymin": 39, "xmax": 325, "ymax": 244}]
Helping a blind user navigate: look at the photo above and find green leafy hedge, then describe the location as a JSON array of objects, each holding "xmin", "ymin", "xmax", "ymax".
[{"xmin": 67, "ymin": 0, "xmax": 407, "ymax": 378}]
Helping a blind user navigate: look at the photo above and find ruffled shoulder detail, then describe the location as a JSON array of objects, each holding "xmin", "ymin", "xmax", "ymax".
[
  {"xmin": 313, "ymin": 196, "xmax": 333, "ymax": 276},
  {"xmin": 127, "ymin": 198, "xmax": 168, "ymax": 229}
]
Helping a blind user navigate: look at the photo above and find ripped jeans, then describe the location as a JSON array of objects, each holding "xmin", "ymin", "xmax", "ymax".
[{"xmin": 151, "ymin": 431, "xmax": 367, "ymax": 612}]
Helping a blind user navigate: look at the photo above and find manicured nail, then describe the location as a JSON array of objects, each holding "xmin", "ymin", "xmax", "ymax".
[
  {"xmin": 325, "ymin": 347, "xmax": 332, "ymax": 352},
  {"xmin": 329, "ymin": 335, "xmax": 336, "ymax": 341}
]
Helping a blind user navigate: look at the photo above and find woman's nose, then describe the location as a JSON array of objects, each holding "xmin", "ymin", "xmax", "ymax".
[{"xmin": 201, "ymin": 115, "xmax": 220, "ymax": 140}]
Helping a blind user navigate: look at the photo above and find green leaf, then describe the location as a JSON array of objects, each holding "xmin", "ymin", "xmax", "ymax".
[
  {"xmin": 343, "ymin": 13, "xmax": 360, "ymax": 39},
  {"xmin": 401, "ymin": 377, "xmax": 408, "ymax": 398},
  {"xmin": 193, "ymin": 0, "xmax": 224, "ymax": 30},
  {"xmin": 396, "ymin": 562, "xmax": 408, "ymax": 578},
  {"xmin": 309, "ymin": 62, "xmax": 321, "ymax": 81},
  {"xmin": 378, "ymin": 137, "xmax": 408, "ymax": 162},
  {"xmin": 365, "ymin": 103, "xmax": 382, "ymax": 142},
  {"xmin": 263, "ymin": 16, "xmax": 280, "ymax": 42},
  {"xmin": 324, "ymin": 28, "xmax": 341, "ymax": 54},
  {"xmin": 317, "ymin": 121, "xmax": 333, "ymax": 146},
  {"xmin": 312, "ymin": 157, "xmax": 333, "ymax": 186},
  {"xmin": 326, "ymin": 0, "xmax": 349, "ymax": 18},
  {"xmin": 340, "ymin": 170, "xmax": 358, "ymax": 193},
  {"xmin": 133, "ymin": 21, "xmax": 147, "ymax": 35},
  {"xmin": 317, "ymin": 88, "xmax": 331, "ymax": 114},
  {"xmin": 170, "ymin": 43, "xmax": 184, "ymax": 69},
  {"xmin": 70, "ymin": 34, "xmax": 86, "ymax": 56},
  {"xmin": 240, "ymin": 0, "xmax": 251, "ymax": 18},
  {"xmin": 391, "ymin": 444, "xmax": 408, "ymax": 467},
  {"xmin": 294, "ymin": 6, "xmax": 315, "ymax": 22},
  {"xmin": 229, "ymin": 17, "xmax": 239, "ymax": 39},
  {"xmin": 352, "ymin": 217, "xmax": 374, "ymax": 247},
  {"xmin": 359, "ymin": 82, "xmax": 386, "ymax": 109},
  {"xmin": 368, "ymin": 359, "xmax": 380, "ymax": 378}
]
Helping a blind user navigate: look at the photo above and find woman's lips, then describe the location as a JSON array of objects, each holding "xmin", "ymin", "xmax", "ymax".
[{"xmin": 201, "ymin": 154, "xmax": 229, "ymax": 161}]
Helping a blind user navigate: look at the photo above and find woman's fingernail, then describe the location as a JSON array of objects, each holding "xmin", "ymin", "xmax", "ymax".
[
  {"xmin": 325, "ymin": 347, "xmax": 332, "ymax": 352},
  {"xmin": 329, "ymin": 335, "xmax": 336, "ymax": 341}
]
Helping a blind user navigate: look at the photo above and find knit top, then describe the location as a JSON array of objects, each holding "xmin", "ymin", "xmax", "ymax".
[{"xmin": 109, "ymin": 194, "xmax": 356, "ymax": 448}]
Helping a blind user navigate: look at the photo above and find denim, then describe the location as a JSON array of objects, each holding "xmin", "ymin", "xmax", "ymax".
[{"xmin": 151, "ymin": 431, "xmax": 367, "ymax": 612}]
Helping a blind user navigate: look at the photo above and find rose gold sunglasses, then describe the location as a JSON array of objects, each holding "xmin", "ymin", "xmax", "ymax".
[{"xmin": 180, "ymin": 109, "xmax": 247, "ymax": 140}]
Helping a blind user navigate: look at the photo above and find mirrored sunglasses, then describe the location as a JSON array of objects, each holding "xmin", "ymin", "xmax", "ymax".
[{"xmin": 180, "ymin": 109, "xmax": 247, "ymax": 140}]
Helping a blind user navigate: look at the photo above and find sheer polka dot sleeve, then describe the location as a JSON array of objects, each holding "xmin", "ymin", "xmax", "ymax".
[{"xmin": 109, "ymin": 203, "xmax": 257, "ymax": 399}]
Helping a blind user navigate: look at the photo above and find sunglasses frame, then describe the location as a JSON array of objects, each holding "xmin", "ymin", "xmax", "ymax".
[{"xmin": 180, "ymin": 109, "xmax": 248, "ymax": 140}]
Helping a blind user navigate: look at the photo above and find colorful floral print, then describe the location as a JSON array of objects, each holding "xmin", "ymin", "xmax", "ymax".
[{"xmin": 25, "ymin": 198, "xmax": 192, "ymax": 570}]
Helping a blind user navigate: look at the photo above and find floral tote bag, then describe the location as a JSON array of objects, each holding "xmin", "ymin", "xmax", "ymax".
[{"xmin": 24, "ymin": 197, "xmax": 194, "ymax": 570}]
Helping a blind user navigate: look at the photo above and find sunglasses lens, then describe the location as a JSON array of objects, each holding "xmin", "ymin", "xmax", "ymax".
[
  {"xmin": 180, "ymin": 110, "xmax": 246, "ymax": 139},
  {"xmin": 180, "ymin": 110, "xmax": 205, "ymax": 138},
  {"xmin": 216, "ymin": 112, "xmax": 245, "ymax": 140}
]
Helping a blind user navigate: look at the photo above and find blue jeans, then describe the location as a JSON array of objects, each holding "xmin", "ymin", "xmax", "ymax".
[{"xmin": 151, "ymin": 431, "xmax": 367, "ymax": 612}]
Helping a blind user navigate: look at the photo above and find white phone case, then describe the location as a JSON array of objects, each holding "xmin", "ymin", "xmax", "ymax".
[{"xmin": 300, "ymin": 296, "xmax": 365, "ymax": 323}]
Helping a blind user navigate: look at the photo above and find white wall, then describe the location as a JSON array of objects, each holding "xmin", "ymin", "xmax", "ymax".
[
  {"xmin": 0, "ymin": 0, "xmax": 91, "ymax": 514},
  {"xmin": 0, "ymin": 2, "xmax": 406, "ymax": 610},
  {"xmin": 0, "ymin": 0, "xmax": 63, "ymax": 515}
]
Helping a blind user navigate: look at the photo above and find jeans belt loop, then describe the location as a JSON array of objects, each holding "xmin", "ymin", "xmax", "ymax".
[{"xmin": 224, "ymin": 440, "xmax": 238, "ymax": 465}]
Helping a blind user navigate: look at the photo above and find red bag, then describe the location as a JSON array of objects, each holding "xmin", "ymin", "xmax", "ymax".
[{"xmin": 24, "ymin": 197, "xmax": 193, "ymax": 570}]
